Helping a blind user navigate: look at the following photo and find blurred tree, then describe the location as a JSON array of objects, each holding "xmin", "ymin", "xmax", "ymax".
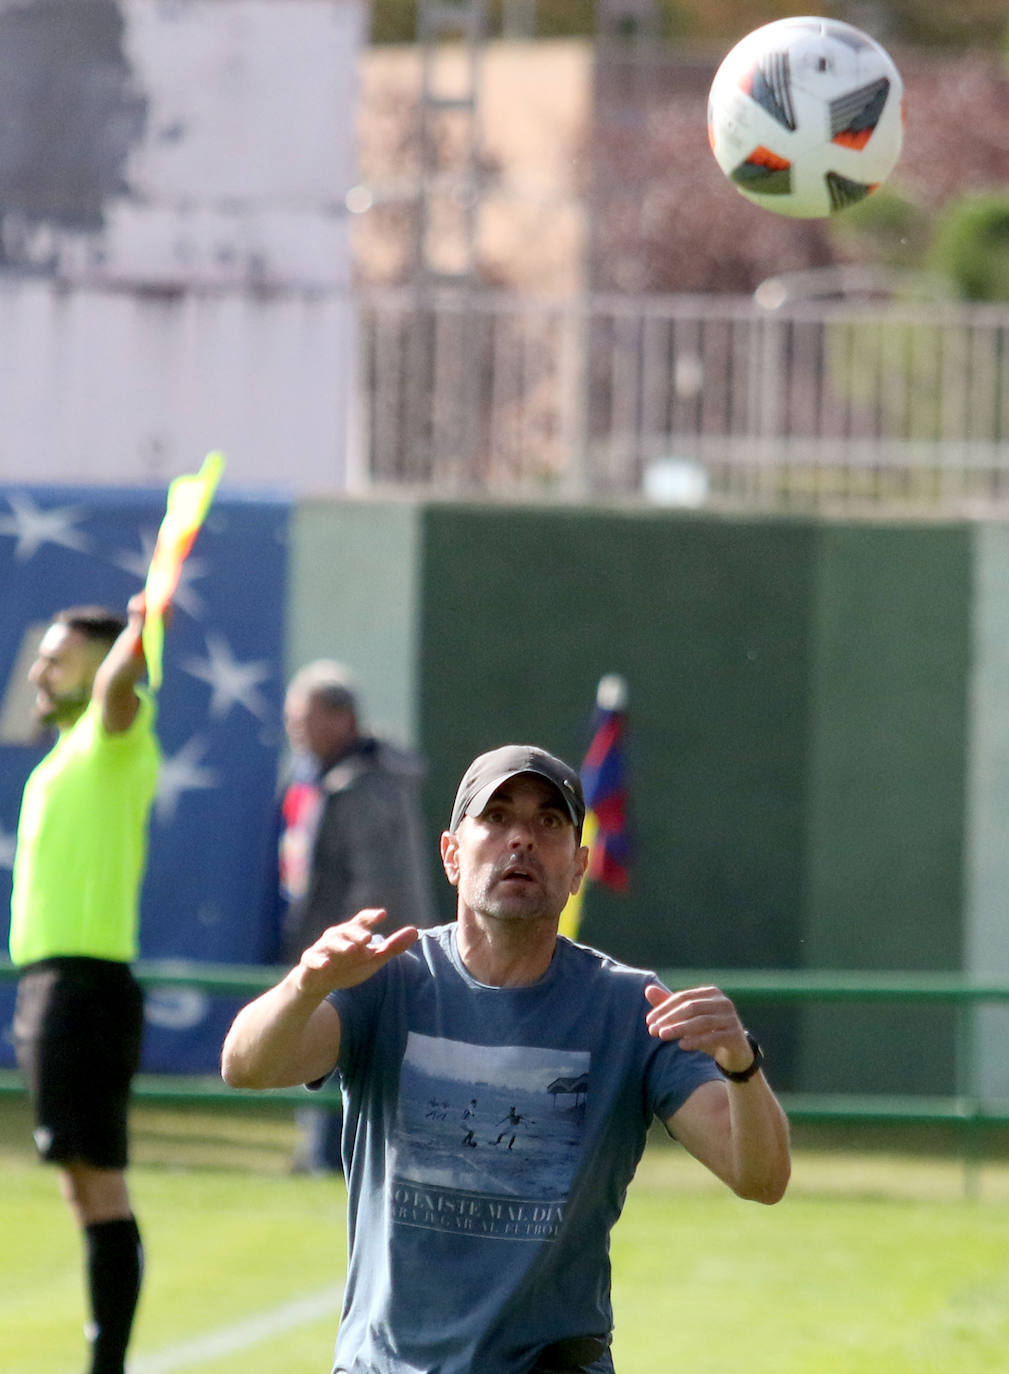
[
  {"xmin": 849, "ymin": 0, "xmax": 1009, "ymax": 50},
  {"xmin": 597, "ymin": 49, "xmax": 1009, "ymax": 295},
  {"xmin": 355, "ymin": 37, "xmax": 1009, "ymax": 296},
  {"xmin": 828, "ymin": 189, "xmax": 932, "ymax": 273},
  {"xmin": 926, "ymin": 194, "xmax": 1009, "ymax": 301},
  {"xmin": 369, "ymin": 0, "xmax": 414, "ymax": 44},
  {"xmin": 368, "ymin": 0, "xmax": 1008, "ymax": 49}
]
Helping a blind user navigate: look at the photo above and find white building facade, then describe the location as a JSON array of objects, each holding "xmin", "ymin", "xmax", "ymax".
[{"xmin": 0, "ymin": 0, "xmax": 364, "ymax": 492}]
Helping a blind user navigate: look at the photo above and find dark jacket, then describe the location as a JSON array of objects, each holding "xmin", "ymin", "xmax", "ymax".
[{"xmin": 279, "ymin": 737, "xmax": 436, "ymax": 963}]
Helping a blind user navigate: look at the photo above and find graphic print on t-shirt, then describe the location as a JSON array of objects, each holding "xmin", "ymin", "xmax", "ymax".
[{"xmin": 391, "ymin": 1033, "xmax": 589, "ymax": 1241}]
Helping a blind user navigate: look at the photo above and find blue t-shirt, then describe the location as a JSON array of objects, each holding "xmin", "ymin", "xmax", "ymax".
[{"xmin": 323, "ymin": 925, "xmax": 723, "ymax": 1374}]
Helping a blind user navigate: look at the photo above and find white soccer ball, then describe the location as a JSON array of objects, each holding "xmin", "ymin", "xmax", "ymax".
[{"xmin": 707, "ymin": 15, "xmax": 905, "ymax": 219}]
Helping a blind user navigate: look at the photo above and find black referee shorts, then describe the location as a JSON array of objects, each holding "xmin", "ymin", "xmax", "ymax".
[{"xmin": 13, "ymin": 956, "xmax": 144, "ymax": 1169}]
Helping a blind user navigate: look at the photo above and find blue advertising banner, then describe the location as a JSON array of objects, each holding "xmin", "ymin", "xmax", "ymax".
[{"xmin": 0, "ymin": 484, "xmax": 290, "ymax": 1072}]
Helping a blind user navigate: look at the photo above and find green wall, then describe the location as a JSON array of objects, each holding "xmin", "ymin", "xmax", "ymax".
[
  {"xmin": 286, "ymin": 498, "xmax": 424, "ymax": 745},
  {"xmin": 286, "ymin": 498, "xmax": 984, "ymax": 1095},
  {"xmin": 798, "ymin": 524, "xmax": 970, "ymax": 1094},
  {"xmin": 417, "ymin": 505, "xmax": 814, "ymax": 972}
]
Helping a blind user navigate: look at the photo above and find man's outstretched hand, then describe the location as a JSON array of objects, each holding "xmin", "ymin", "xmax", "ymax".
[{"xmin": 296, "ymin": 908, "xmax": 420, "ymax": 996}]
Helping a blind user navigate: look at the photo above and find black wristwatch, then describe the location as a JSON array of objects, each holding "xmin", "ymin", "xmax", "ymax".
[{"xmin": 719, "ymin": 1031, "xmax": 764, "ymax": 1083}]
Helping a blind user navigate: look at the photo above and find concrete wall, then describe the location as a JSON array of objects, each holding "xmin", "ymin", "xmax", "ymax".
[
  {"xmin": 0, "ymin": 0, "xmax": 362, "ymax": 490},
  {"xmin": 965, "ymin": 525, "xmax": 1009, "ymax": 1100}
]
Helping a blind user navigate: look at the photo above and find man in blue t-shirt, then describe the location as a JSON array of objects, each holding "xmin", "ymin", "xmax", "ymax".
[{"xmin": 223, "ymin": 744, "xmax": 791, "ymax": 1374}]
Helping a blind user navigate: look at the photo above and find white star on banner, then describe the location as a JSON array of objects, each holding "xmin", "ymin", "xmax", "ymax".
[
  {"xmin": 0, "ymin": 824, "xmax": 16, "ymax": 872},
  {"xmin": 0, "ymin": 493, "xmax": 93, "ymax": 561},
  {"xmin": 155, "ymin": 736, "xmax": 220, "ymax": 825},
  {"xmin": 181, "ymin": 632, "xmax": 273, "ymax": 722},
  {"xmin": 112, "ymin": 530, "xmax": 208, "ymax": 619}
]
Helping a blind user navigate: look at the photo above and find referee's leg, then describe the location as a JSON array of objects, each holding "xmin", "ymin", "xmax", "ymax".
[
  {"xmin": 61, "ymin": 1164, "xmax": 143, "ymax": 1374},
  {"xmin": 15, "ymin": 960, "xmax": 145, "ymax": 1374}
]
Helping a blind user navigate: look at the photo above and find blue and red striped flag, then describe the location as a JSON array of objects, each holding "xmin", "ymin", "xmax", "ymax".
[{"xmin": 559, "ymin": 674, "xmax": 631, "ymax": 939}]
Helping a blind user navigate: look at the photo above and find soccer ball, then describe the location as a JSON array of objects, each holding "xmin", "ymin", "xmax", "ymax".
[{"xmin": 707, "ymin": 16, "xmax": 905, "ymax": 219}]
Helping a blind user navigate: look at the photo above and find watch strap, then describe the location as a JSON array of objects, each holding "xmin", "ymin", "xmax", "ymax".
[{"xmin": 719, "ymin": 1031, "xmax": 763, "ymax": 1083}]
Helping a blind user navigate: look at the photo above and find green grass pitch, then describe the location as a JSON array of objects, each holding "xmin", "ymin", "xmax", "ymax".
[{"xmin": 3, "ymin": 1097, "xmax": 1009, "ymax": 1373}]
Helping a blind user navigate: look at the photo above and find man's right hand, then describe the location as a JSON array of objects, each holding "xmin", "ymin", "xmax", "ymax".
[
  {"xmin": 222, "ymin": 910, "xmax": 418, "ymax": 1090},
  {"xmin": 295, "ymin": 908, "xmax": 420, "ymax": 996}
]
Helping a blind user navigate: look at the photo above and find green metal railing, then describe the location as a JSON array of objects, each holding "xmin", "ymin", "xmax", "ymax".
[
  {"xmin": 658, "ymin": 967, "xmax": 1009, "ymax": 1136},
  {"xmin": 3, "ymin": 958, "xmax": 1009, "ymax": 1129},
  {"xmin": 0, "ymin": 959, "xmax": 339, "ymax": 1109}
]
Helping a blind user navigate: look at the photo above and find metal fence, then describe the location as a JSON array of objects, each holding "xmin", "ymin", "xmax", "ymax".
[
  {"xmin": 3, "ymin": 958, "xmax": 1007, "ymax": 1191},
  {"xmin": 357, "ymin": 285, "xmax": 1009, "ymax": 514}
]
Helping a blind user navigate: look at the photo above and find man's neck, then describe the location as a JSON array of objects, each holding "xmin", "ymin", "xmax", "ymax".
[
  {"xmin": 52, "ymin": 703, "xmax": 89, "ymax": 735},
  {"xmin": 317, "ymin": 734, "xmax": 365, "ymax": 774},
  {"xmin": 455, "ymin": 912, "xmax": 558, "ymax": 988}
]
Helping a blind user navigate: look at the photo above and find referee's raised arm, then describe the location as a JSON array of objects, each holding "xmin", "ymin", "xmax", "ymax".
[{"xmin": 92, "ymin": 593, "xmax": 157, "ymax": 734}]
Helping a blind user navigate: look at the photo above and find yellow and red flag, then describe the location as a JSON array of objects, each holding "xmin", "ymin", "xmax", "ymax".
[{"xmin": 142, "ymin": 451, "xmax": 225, "ymax": 689}]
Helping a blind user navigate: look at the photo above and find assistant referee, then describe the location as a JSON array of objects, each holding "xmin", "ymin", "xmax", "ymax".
[{"xmin": 9, "ymin": 595, "xmax": 161, "ymax": 1374}]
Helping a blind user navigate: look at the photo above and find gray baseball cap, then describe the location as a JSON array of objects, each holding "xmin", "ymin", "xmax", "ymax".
[{"xmin": 449, "ymin": 744, "xmax": 585, "ymax": 837}]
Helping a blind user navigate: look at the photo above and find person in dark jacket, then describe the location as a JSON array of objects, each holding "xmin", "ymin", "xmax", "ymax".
[{"xmin": 278, "ymin": 660, "xmax": 435, "ymax": 1170}]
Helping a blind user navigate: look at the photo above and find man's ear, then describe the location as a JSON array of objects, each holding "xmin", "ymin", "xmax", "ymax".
[
  {"xmin": 569, "ymin": 843, "xmax": 590, "ymax": 896},
  {"xmin": 440, "ymin": 830, "xmax": 461, "ymax": 887}
]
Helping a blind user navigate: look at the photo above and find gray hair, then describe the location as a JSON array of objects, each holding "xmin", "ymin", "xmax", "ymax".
[{"xmin": 286, "ymin": 660, "xmax": 359, "ymax": 715}]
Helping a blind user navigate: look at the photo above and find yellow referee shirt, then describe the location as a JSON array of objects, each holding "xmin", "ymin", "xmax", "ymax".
[{"xmin": 9, "ymin": 690, "xmax": 160, "ymax": 966}]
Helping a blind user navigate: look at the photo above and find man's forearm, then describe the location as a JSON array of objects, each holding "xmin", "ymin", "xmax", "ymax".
[
  {"xmin": 221, "ymin": 967, "xmax": 338, "ymax": 1089},
  {"xmin": 224, "ymin": 910, "xmax": 418, "ymax": 1090},
  {"xmin": 95, "ymin": 599, "xmax": 148, "ymax": 732},
  {"xmin": 724, "ymin": 1078, "xmax": 791, "ymax": 1204}
]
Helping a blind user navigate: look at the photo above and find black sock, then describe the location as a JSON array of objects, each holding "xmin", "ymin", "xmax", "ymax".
[{"xmin": 84, "ymin": 1215, "xmax": 144, "ymax": 1374}]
